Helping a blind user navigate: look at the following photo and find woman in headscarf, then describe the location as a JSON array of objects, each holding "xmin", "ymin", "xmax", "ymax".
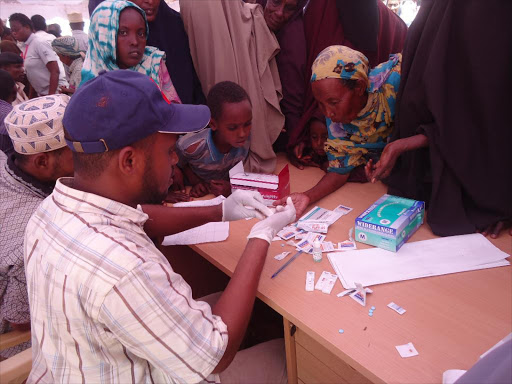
[
  {"xmin": 51, "ymin": 36, "xmax": 85, "ymax": 93},
  {"xmin": 288, "ymin": 0, "xmax": 407, "ymax": 170},
  {"xmin": 179, "ymin": 0, "xmax": 287, "ymax": 173},
  {"xmin": 276, "ymin": 45, "xmax": 402, "ymax": 217},
  {"xmin": 88, "ymin": 0, "xmax": 205, "ymax": 105},
  {"xmin": 81, "ymin": 0, "xmax": 180, "ymax": 103},
  {"xmin": 366, "ymin": 0, "xmax": 512, "ymax": 238}
]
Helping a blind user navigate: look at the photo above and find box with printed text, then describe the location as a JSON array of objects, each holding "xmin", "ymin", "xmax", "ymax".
[
  {"xmin": 229, "ymin": 161, "xmax": 290, "ymax": 205},
  {"xmin": 355, "ymin": 194, "xmax": 425, "ymax": 252}
]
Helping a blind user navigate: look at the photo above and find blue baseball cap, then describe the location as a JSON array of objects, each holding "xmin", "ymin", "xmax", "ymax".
[{"xmin": 63, "ymin": 70, "xmax": 210, "ymax": 153}]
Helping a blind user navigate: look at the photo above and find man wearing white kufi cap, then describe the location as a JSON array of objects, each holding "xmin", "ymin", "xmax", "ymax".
[
  {"xmin": 0, "ymin": 94, "xmax": 73, "ymax": 359},
  {"xmin": 68, "ymin": 12, "xmax": 88, "ymax": 52}
]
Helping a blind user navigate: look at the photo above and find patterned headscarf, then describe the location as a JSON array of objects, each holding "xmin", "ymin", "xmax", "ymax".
[
  {"xmin": 52, "ymin": 36, "xmax": 85, "ymax": 60},
  {"xmin": 4, "ymin": 95, "xmax": 69, "ymax": 154},
  {"xmin": 80, "ymin": 0, "xmax": 165, "ymax": 87},
  {"xmin": 309, "ymin": 45, "xmax": 402, "ymax": 175},
  {"xmin": 311, "ymin": 45, "xmax": 370, "ymax": 86}
]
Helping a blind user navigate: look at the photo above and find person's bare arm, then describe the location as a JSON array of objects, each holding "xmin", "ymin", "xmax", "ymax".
[
  {"xmin": 9, "ymin": 321, "xmax": 31, "ymax": 332},
  {"xmin": 46, "ymin": 61, "xmax": 59, "ymax": 95},
  {"xmin": 141, "ymin": 204, "xmax": 222, "ymax": 238},
  {"xmin": 142, "ymin": 190, "xmax": 273, "ymax": 238},
  {"xmin": 211, "ymin": 238, "xmax": 269, "ymax": 373},
  {"xmin": 211, "ymin": 198, "xmax": 296, "ymax": 373},
  {"xmin": 304, "ymin": 172, "xmax": 349, "ymax": 205}
]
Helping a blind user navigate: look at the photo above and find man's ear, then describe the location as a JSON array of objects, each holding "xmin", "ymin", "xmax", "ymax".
[
  {"xmin": 117, "ymin": 146, "xmax": 144, "ymax": 176},
  {"xmin": 33, "ymin": 152, "xmax": 50, "ymax": 170},
  {"xmin": 355, "ymin": 79, "xmax": 367, "ymax": 96}
]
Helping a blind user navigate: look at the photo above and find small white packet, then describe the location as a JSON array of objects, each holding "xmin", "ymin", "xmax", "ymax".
[
  {"xmin": 297, "ymin": 221, "xmax": 329, "ymax": 234},
  {"xmin": 349, "ymin": 283, "xmax": 368, "ymax": 306},
  {"xmin": 337, "ymin": 240, "xmax": 357, "ymax": 251},
  {"xmin": 294, "ymin": 232, "xmax": 306, "ymax": 240},
  {"xmin": 333, "ymin": 204, "xmax": 353, "ymax": 216},
  {"xmin": 337, "ymin": 289, "xmax": 355, "ymax": 297},
  {"xmin": 305, "ymin": 232, "xmax": 326, "ymax": 244},
  {"xmin": 305, "ymin": 271, "xmax": 315, "ymax": 291},
  {"xmin": 337, "ymin": 287, "xmax": 372, "ymax": 298},
  {"xmin": 395, "ymin": 342, "xmax": 419, "ymax": 358},
  {"xmin": 388, "ymin": 302, "xmax": 406, "ymax": 315},
  {"xmin": 296, "ymin": 239, "xmax": 313, "ymax": 254},
  {"xmin": 315, "ymin": 271, "xmax": 331, "ymax": 291},
  {"xmin": 321, "ymin": 241, "xmax": 335, "ymax": 252},
  {"xmin": 322, "ymin": 273, "xmax": 337, "ymax": 294},
  {"xmin": 277, "ymin": 226, "xmax": 298, "ymax": 240},
  {"xmin": 274, "ymin": 251, "xmax": 290, "ymax": 261}
]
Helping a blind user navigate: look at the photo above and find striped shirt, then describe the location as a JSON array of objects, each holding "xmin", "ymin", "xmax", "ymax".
[
  {"xmin": 176, "ymin": 128, "xmax": 250, "ymax": 181},
  {"xmin": 24, "ymin": 178, "xmax": 228, "ymax": 383},
  {"xmin": 0, "ymin": 150, "xmax": 53, "ymax": 358}
]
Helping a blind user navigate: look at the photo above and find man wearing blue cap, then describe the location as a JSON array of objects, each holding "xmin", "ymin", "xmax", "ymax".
[{"xmin": 24, "ymin": 70, "xmax": 294, "ymax": 383}]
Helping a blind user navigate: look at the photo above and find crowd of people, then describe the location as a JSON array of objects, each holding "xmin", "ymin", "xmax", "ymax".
[{"xmin": 0, "ymin": 0, "xmax": 511, "ymax": 382}]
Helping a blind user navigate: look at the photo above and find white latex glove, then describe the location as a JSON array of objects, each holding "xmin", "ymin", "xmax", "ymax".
[
  {"xmin": 247, "ymin": 197, "xmax": 296, "ymax": 244},
  {"xmin": 222, "ymin": 190, "xmax": 273, "ymax": 221}
]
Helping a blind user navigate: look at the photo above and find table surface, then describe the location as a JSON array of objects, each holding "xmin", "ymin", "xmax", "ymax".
[{"xmin": 189, "ymin": 154, "xmax": 512, "ymax": 384}]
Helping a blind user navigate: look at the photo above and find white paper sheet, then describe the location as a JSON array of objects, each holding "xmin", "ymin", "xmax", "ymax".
[
  {"xmin": 327, "ymin": 234, "xmax": 510, "ymax": 289},
  {"xmin": 161, "ymin": 196, "xmax": 229, "ymax": 246}
]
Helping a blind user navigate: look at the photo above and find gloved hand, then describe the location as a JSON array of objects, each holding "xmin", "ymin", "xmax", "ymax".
[
  {"xmin": 247, "ymin": 197, "xmax": 296, "ymax": 244},
  {"xmin": 222, "ymin": 190, "xmax": 273, "ymax": 221}
]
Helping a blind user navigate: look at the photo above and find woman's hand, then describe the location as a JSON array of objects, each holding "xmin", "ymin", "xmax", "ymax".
[
  {"xmin": 59, "ymin": 85, "xmax": 75, "ymax": 95},
  {"xmin": 274, "ymin": 192, "xmax": 310, "ymax": 218},
  {"xmin": 478, "ymin": 220, "xmax": 512, "ymax": 239},
  {"xmin": 209, "ymin": 179, "xmax": 232, "ymax": 197},
  {"xmin": 190, "ymin": 182, "xmax": 210, "ymax": 198},
  {"xmin": 366, "ymin": 141, "xmax": 402, "ymax": 183}
]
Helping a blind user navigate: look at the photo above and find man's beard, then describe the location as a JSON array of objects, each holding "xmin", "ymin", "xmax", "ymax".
[{"xmin": 139, "ymin": 155, "xmax": 169, "ymax": 205}]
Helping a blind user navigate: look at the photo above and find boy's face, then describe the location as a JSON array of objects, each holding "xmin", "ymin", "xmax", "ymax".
[
  {"xmin": 211, "ymin": 100, "xmax": 252, "ymax": 152},
  {"xmin": 310, "ymin": 119, "xmax": 327, "ymax": 156},
  {"xmin": 117, "ymin": 8, "xmax": 147, "ymax": 69}
]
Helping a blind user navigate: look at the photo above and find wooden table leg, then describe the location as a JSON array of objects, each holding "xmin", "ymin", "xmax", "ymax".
[{"xmin": 283, "ymin": 318, "xmax": 298, "ymax": 384}]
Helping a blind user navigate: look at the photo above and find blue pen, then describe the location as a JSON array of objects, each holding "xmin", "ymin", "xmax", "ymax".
[{"xmin": 271, "ymin": 251, "xmax": 303, "ymax": 279}]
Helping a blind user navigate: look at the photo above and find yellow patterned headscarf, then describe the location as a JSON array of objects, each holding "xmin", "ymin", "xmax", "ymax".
[{"xmin": 311, "ymin": 45, "xmax": 369, "ymax": 86}]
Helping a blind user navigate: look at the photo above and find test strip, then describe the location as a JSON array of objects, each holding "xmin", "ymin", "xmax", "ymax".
[
  {"xmin": 305, "ymin": 271, "xmax": 315, "ymax": 291},
  {"xmin": 322, "ymin": 274, "xmax": 337, "ymax": 294},
  {"xmin": 315, "ymin": 271, "xmax": 331, "ymax": 290},
  {"xmin": 388, "ymin": 302, "xmax": 406, "ymax": 315}
]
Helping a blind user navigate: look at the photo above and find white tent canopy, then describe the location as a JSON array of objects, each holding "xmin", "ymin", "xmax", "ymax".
[
  {"xmin": 0, "ymin": 0, "xmax": 89, "ymax": 22},
  {"xmin": 0, "ymin": 0, "xmax": 179, "ymax": 22},
  {"xmin": 1, "ymin": 0, "xmax": 178, "ymax": 37}
]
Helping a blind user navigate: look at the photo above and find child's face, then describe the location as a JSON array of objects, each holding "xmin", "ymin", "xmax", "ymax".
[
  {"xmin": 310, "ymin": 119, "xmax": 327, "ymax": 156},
  {"xmin": 117, "ymin": 8, "xmax": 147, "ymax": 69},
  {"xmin": 211, "ymin": 100, "xmax": 252, "ymax": 152}
]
